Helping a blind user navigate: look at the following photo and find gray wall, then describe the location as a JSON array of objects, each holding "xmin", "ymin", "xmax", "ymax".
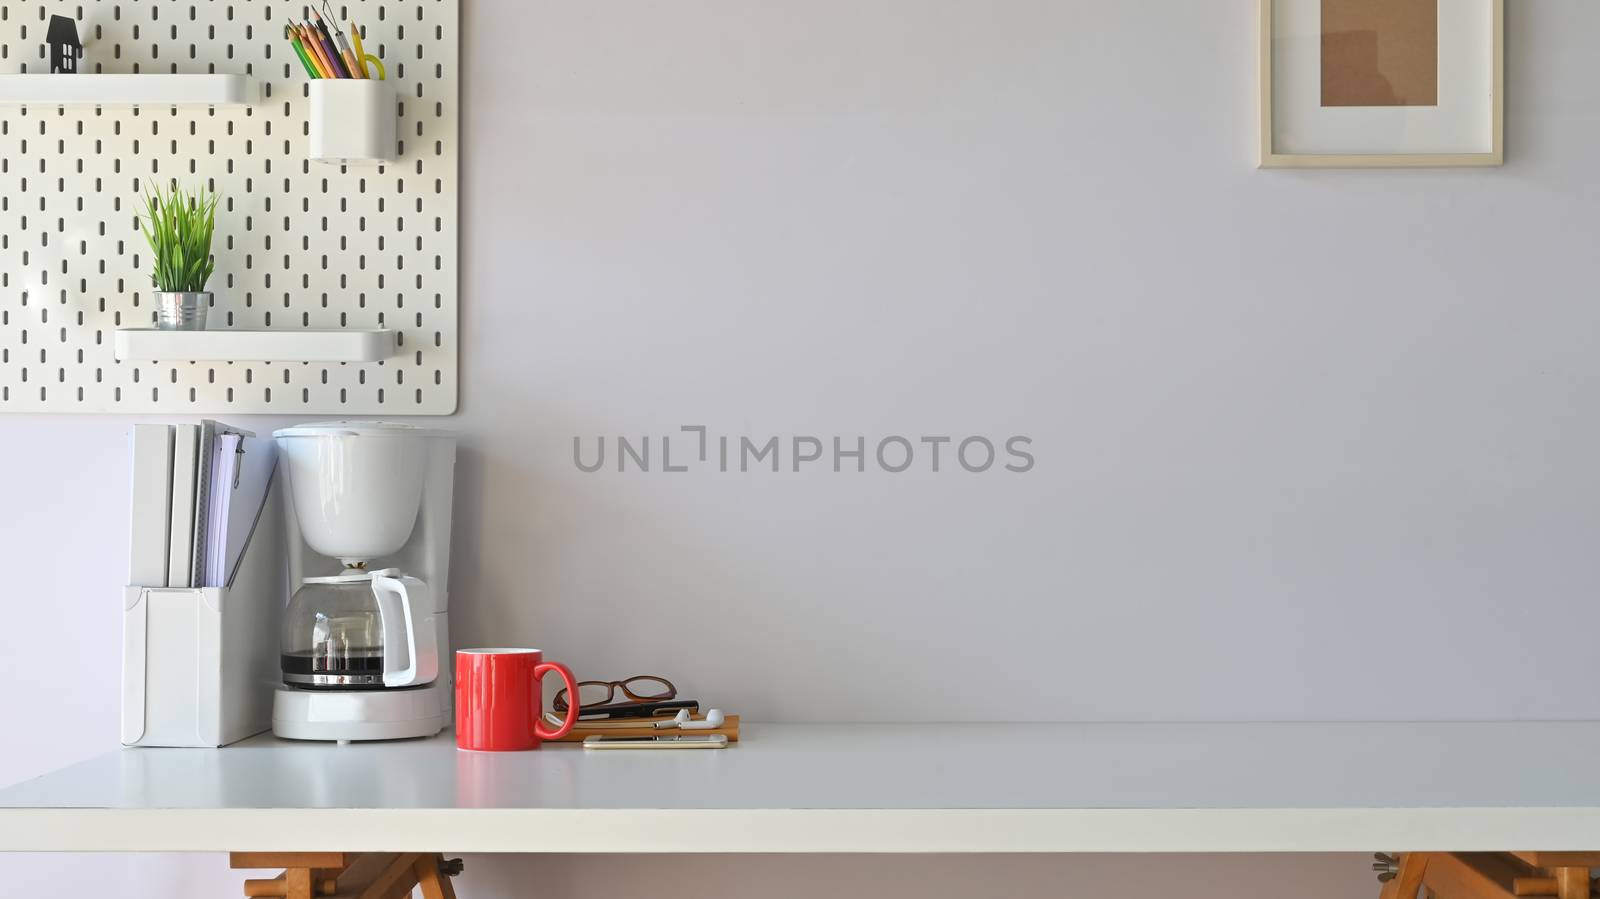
[{"xmin": 5, "ymin": 0, "xmax": 1597, "ymax": 895}]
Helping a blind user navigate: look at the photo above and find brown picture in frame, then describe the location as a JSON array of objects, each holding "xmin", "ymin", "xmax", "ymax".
[{"xmin": 1321, "ymin": 0, "xmax": 1438, "ymax": 107}]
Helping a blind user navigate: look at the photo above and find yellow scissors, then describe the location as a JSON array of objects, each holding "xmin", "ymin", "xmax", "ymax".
[{"xmin": 348, "ymin": 20, "xmax": 385, "ymax": 80}]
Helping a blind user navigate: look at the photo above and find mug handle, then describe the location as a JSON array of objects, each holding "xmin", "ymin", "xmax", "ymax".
[{"xmin": 533, "ymin": 662, "xmax": 581, "ymax": 740}]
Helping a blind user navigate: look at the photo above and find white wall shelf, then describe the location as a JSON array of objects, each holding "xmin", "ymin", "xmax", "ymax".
[
  {"xmin": 0, "ymin": 74, "xmax": 258, "ymax": 107},
  {"xmin": 113, "ymin": 329, "xmax": 396, "ymax": 363}
]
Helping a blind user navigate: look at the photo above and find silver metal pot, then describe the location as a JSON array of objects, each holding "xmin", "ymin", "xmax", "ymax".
[{"xmin": 154, "ymin": 291, "xmax": 210, "ymax": 330}]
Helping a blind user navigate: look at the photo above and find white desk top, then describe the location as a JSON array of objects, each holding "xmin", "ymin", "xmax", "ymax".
[{"xmin": 3, "ymin": 722, "xmax": 1599, "ymax": 853}]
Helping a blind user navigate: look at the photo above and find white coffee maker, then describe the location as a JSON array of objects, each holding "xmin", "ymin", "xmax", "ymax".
[{"xmin": 270, "ymin": 421, "xmax": 456, "ymax": 742}]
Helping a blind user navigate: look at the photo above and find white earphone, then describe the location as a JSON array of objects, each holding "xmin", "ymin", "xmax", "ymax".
[
  {"xmin": 679, "ymin": 709, "xmax": 725, "ymax": 729},
  {"xmin": 655, "ymin": 708, "xmax": 725, "ymax": 729}
]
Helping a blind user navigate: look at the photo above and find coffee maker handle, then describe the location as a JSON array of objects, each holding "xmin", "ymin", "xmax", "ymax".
[
  {"xmin": 371, "ymin": 574, "xmax": 420, "ymax": 687},
  {"xmin": 402, "ymin": 577, "xmax": 438, "ymax": 685}
]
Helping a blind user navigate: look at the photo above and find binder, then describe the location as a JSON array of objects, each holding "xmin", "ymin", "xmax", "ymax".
[
  {"xmin": 188, "ymin": 421, "xmax": 220, "ymax": 589},
  {"xmin": 166, "ymin": 424, "xmax": 200, "ymax": 588},
  {"xmin": 127, "ymin": 424, "xmax": 174, "ymax": 587}
]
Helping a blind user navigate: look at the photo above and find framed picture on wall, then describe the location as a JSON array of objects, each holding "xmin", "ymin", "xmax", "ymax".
[{"xmin": 1259, "ymin": 0, "xmax": 1503, "ymax": 168}]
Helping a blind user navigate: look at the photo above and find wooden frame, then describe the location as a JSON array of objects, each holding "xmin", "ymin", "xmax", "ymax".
[{"xmin": 1258, "ymin": 0, "xmax": 1504, "ymax": 168}]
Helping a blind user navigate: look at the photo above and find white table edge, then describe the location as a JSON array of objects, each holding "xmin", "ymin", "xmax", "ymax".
[{"xmin": 6, "ymin": 807, "xmax": 1600, "ymax": 853}]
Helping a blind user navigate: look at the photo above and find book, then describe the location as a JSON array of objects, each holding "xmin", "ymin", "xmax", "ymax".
[
  {"xmin": 127, "ymin": 424, "xmax": 174, "ymax": 587},
  {"xmin": 165, "ymin": 424, "xmax": 199, "ymax": 588}
]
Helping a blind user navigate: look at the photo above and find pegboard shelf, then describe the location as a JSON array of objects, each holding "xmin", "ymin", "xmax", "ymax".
[
  {"xmin": 0, "ymin": 74, "xmax": 258, "ymax": 107},
  {"xmin": 113, "ymin": 328, "xmax": 396, "ymax": 363}
]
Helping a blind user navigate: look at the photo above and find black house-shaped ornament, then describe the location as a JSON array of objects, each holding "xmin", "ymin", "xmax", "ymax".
[{"xmin": 47, "ymin": 15, "xmax": 83, "ymax": 74}]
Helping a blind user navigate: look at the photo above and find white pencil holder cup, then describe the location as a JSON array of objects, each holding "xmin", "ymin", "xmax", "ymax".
[{"xmin": 308, "ymin": 80, "xmax": 396, "ymax": 164}]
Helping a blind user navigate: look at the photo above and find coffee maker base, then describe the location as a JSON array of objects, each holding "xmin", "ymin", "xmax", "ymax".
[{"xmin": 272, "ymin": 684, "xmax": 447, "ymax": 742}]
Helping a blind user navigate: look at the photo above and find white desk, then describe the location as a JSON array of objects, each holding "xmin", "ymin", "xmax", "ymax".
[{"xmin": 2, "ymin": 722, "xmax": 1599, "ymax": 853}]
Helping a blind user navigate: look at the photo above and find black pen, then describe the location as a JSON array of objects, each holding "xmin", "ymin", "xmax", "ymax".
[{"xmin": 575, "ymin": 699, "xmax": 700, "ymax": 721}]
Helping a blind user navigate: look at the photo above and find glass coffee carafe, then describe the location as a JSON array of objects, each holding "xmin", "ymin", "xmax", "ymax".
[{"xmin": 280, "ymin": 569, "xmax": 432, "ymax": 690}]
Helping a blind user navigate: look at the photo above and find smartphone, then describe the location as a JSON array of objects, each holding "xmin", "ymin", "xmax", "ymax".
[{"xmin": 582, "ymin": 734, "xmax": 728, "ymax": 750}]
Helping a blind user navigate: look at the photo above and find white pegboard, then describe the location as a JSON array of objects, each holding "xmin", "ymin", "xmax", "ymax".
[{"xmin": 0, "ymin": 0, "xmax": 458, "ymax": 414}]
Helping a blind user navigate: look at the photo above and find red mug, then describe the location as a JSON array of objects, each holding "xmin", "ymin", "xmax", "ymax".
[{"xmin": 455, "ymin": 648, "xmax": 581, "ymax": 751}]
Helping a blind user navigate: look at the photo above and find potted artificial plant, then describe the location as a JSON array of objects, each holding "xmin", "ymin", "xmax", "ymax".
[{"xmin": 140, "ymin": 183, "xmax": 220, "ymax": 330}]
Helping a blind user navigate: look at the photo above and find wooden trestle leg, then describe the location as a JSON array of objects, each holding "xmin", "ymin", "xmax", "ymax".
[
  {"xmin": 1376, "ymin": 852, "xmax": 1598, "ymax": 899},
  {"xmin": 230, "ymin": 852, "xmax": 465, "ymax": 899}
]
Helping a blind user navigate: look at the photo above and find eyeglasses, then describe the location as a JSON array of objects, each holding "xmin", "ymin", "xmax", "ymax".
[{"xmin": 553, "ymin": 675, "xmax": 676, "ymax": 712}]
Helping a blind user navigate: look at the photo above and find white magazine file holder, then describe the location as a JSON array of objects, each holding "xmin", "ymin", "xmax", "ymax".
[{"xmin": 120, "ymin": 480, "xmax": 286, "ymax": 748}]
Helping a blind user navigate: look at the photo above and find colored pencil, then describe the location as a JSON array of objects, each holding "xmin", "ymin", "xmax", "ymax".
[
  {"xmin": 288, "ymin": 26, "xmax": 318, "ymax": 76},
  {"xmin": 301, "ymin": 22, "xmax": 336, "ymax": 78},
  {"xmin": 348, "ymin": 17, "xmax": 383, "ymax": 80},
  {"xmin": 320, "ymin": 30, "xmax": 349, "ymax": 77},
  {"xmin": 349, "ymin": 20, "xmax": 367, "ymax": 70},
  {"xmin": 310, "ymin": 11, "xmax": 350, "ymax": 78},
  {"xmin": 295, "ymin": 24, "xmax": 320, "ymax": 76},
  {"xmin": 321, "ymin": 9, "xmax": 364, "ymax": 79},
  {"xmin": 340, "ymin": 40, "xmax": 363, "ymax": 78}
]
